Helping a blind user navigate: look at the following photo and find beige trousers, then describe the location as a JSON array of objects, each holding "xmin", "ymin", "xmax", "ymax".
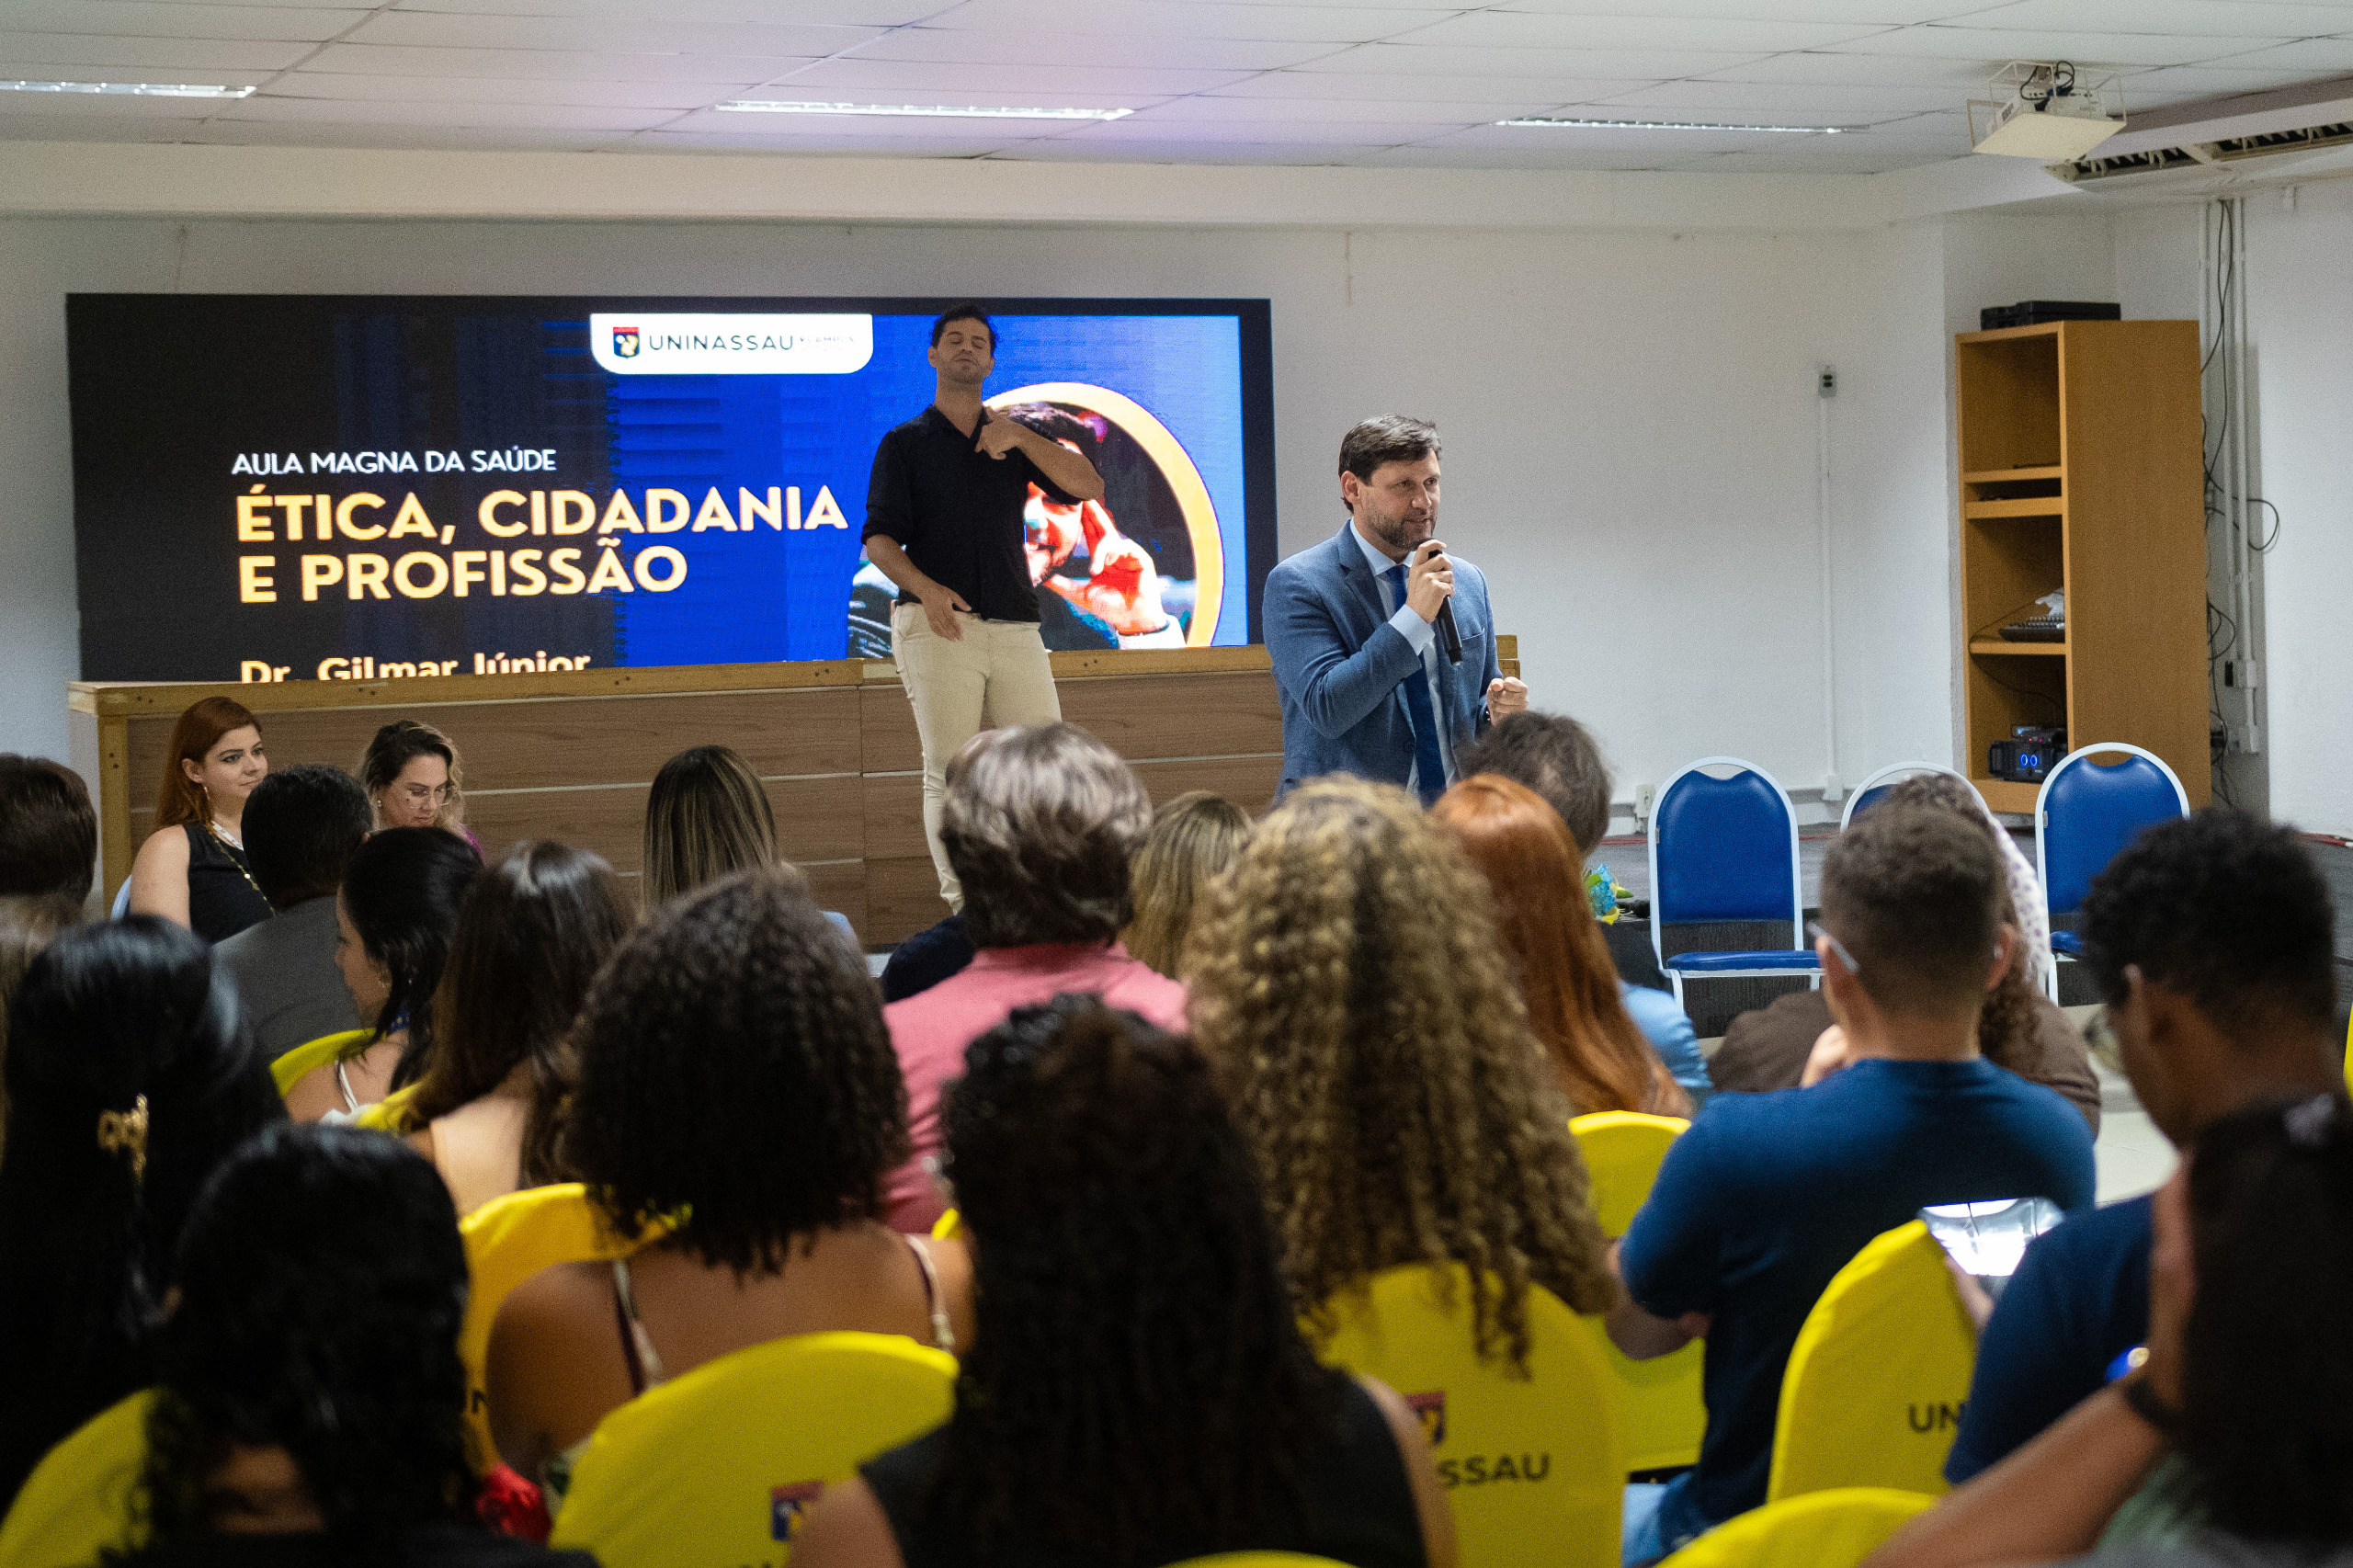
[{"xmin": 890, "ymin": 603, "xmax": 1062, "ymax": 909}]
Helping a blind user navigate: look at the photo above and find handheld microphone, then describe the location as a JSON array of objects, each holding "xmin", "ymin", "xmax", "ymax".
[{"xmin": 1423, "ymin": 542, "xmax": 1463, "ymax": 665}]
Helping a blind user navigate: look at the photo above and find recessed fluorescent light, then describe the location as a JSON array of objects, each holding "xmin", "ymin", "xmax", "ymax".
[
  {"xmin": 718, "ymin": 100, "xmax": 1130, "ymax": 121},
  {"xmin": 0, "ymin": 80, "xmax": 255, "ymax": 98},
  {"xmin": 1499, "ymin": 117, "xmax": 1860, "ymax": 134}
]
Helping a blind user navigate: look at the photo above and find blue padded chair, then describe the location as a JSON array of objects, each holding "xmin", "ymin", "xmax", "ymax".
[
  {"xmin": 1838, "ymin": 762, "xmax": 1974, "ymax": 832},
  {"xmin": 2035, "ymin": 743, "xmax": 2189, "ymax": 1000},
  {"xmin": 1648, "ymin": 757, "xmax": 1822, "ymax": 1006}
]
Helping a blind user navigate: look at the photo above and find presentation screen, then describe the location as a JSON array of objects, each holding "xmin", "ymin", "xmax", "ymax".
[{"xmin": 65, "ymin": 294, "xmax": 1276, "ymax": 684}]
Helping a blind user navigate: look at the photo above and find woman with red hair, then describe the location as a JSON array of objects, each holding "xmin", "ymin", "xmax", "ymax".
[
  {"xmin": 128, "ymin": 696, "xmax": 273, "ymax": 943},
  {"xmin": 1433, "ymin": 774, "xmax": 1692, "ymax": 1118}
]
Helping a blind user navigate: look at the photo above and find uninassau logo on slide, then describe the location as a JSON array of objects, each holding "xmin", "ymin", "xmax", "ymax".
[{"xmin": 588, "ymin": 312, "xmax": 874, "ymax": 375}]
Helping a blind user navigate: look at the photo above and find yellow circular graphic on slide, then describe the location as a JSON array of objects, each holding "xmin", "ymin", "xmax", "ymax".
[{"xmin": 987, "ymin": 381, "xmax": 1224, "ymax": 649}]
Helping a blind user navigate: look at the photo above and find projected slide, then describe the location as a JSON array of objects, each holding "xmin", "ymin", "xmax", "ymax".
[{"xmin": 65, "ymin": 295, "xmax": 1275, "ymax": 684}]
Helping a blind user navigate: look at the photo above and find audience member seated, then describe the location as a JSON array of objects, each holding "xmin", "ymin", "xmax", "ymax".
[
  {"xmin": 1865, "ymin": 1096, "xmax": 2353, "ymax": 1568},
  {"xmin": 129, "ymin": 698, "xmax": 273, "ymax": 943},
  {"xmin": 283, "ymin": 828, "xmax": 480, "ymax": 1122},
  {"xmin": 1610, "ymin": 803, "xmax": 2098, "ymax": 1563},
  {"xmin": 1712, "ymin": 773, "xmax": 2099, "ymax": 1131},
  {"xmin": 485, "ymin": 867, "xmax": 974, "ymax": 1514},
  {"xmin": 1121, "ymin": 790, "xmax": 1254, "ymax": 980},
  {"xmin": 1456, "ymin": 710, "xmax": 1708, "ymax": 1090},
  {"xmin": 642, "ymin": 743, "xmax": 857, "ymax": 943},
  {"xmin": 878, "ymin": 911, "xmax": 973, "ymax": 1004},
  {"xmin": 1435, "ymin": 774, "xmax": 1698, "ymax": 1115},
  {"xmin": 880, "ymin": 723, "xmax": 1183, "ymax": 1233},
  {"xmin": 391, "ymin": 842, "xmax": 633, "ymax": 1216},
  {"xmin": 793, "ymin": 995, "xmax": 1456, "ymax": 1568},
  {"xmin": 360, "ymin": 719, "xmax": 475, "ymax": 846},
  {"xmin": 114, "ymin": 1123, "xmax": 593, "ymax": 1566},
  {"xmin": 0, "ymin": 754, "xmax": 97, "ymax": 1157},
  {"xmin": 1942, "ymin": 811, "xmax": 2343, "ymax": 1487},
  {"xmin": 211, "ymin": 765, "xmax": 369, "ymax": 1059},
  {"xmin": 0, "ymin": 918, "xmax": 283, "ymax": 1509},
  {"xmin": 1188, "ymin": 777, "xmax": 1619, "ymax": 1372}
]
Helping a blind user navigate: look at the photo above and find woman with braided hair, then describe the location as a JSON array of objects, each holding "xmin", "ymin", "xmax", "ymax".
[
  {"xmin": 0, "ymin": 917, "xmax": 283, "ymax": 1511},
  {"xmin": 484, "ymin": 866, "xmax": 972, "ymax": 1516},
  {"xmin": 792, "ymin": 995, "xmax": 1455, "ymax": 1568},
  {"xmin": 1185, "ymin": 776, "xmax": 1620, "ymax": 1373}
]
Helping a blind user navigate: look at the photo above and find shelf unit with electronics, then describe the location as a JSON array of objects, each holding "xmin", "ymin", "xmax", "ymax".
[{"xmin": 1954, "ymin": 319, "xmax": 2211, "ymax": 814}]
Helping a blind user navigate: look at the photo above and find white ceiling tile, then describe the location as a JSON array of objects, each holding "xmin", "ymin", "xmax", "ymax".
[
  {"xmin": 1052, "ymin": 114, "xmax": 1424, "ymax": 143},
  {"xmin": 1824, "ymin": 26, "xmax": 2295, "ymax": 66},
  {"xmin": 776, "ymin": 57, "xmax": 1256, "ymax": 96},
  {"xmin": 1155, "ymin": 94, "xmax": 1536, "ymax": 123},
  {"xmin": 655, "ymin": 105, "xmax": 1074, "ymax": 136},
  {"xmin": 262, "ymin": 70, "xmax": 745, "ymax": 108},
  {"xmin": 0, "ymin": 109, "xmax": 206, "ymax": 138},
  {"xmin": 916, "ymin": 0, "xmax": 1455, "ymax": 44},
  {"xmin": 298, "ymin": 42, "xmax": 808, "ymax": 81},
  {"xmin": 844, "ymin": 28, "xmax": 1347, "ymax": 70},
  {"xmin": 1425, "ymin": 118, "xmax": 1811, "ymax": 152},
  {"xmin": 0, "ymin": 29, "xmax": 309, "ymax": 68},
  {"xmin": 2112, "ymin": 62, "xmax": 2351, "ymax": 98},
  {"xmin": 1699, "ymin": 51, "xmax": 1999, "ymax": 85},
  {"xmin": 627, "ymin": 129, "xmax": 1026, "ymax": 153},
  {"xmin": 342, "ymin": 14, "xmax": 884, "ymax": 55},
  {"xmin": 218, "ymin": 95, "xmax": 683, "ymax": 129},
  {"xmin": 0, "ymin": 88, "xmax": 235, "ymax": 117},
  {"xmin": 1289, "ymin": 41, "xmax": 1777, "ymax": 75},
  {"xmin": 1356, "ymin": 141, "xmax": 1677, "ymax": 168},
  {"xmin": 393, "ymin": 0, "xmax": 938, "ymax": 17},
  {"xmin": 1597, "ymin": 79, "xmax": 1964, "ymax": 113},
  {"xmin": 1387, "ymin": 12, "xmax": 1904, "ymax": 52},
  {"xmin": 1496, "ymin": 0, "xmax": 1993, "ymax": 18},
  {"xmin": 988, "ymin": 136, "xmax": 1387, "ymax": 162},
  {"xmin": 5, "ymin": 2, "xmax": 356, "ymax": 39},
  {"xmin": 2181, "ymin": 37, "xmax": 2353, "ymax": 70},
  {"xmin": 1953, "ymin": 0, "xmax": 2353, "ymax": 36},
  {"xmin": 188, "ymin": 119, "xmax": 629, "ymax": 149},
  {"xmin": 1659, "ymin": 143, "xmax": 1958, "ymax": 170},
  {"xmin": 1207, "ymin": 69, "xmax": 1664, "ymax": 101}
]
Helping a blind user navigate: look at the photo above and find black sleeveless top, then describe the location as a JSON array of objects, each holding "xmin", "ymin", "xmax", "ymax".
[
  {"xmin": 183, "ymin": 822, "xmax": 273, "ymax": 944},
  {"xmin": 861, "ymin": 1376, "xmax": 1427, "ymax": 1568}
]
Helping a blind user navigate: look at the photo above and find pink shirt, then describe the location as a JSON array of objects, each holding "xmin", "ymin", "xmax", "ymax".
[{"xmin": 881, "ymin": 941, "xmax": 1188, "ymax": 1233}]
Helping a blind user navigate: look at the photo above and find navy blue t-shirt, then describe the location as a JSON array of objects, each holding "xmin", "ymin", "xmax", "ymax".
[
  {"xmin": 1619, "ymin": 1058, "xmax": 2097, "ymax": 1529},
  {"xmin": 1944, "ymin": 1193, "xmax": 2154, "ymax": 1483}
]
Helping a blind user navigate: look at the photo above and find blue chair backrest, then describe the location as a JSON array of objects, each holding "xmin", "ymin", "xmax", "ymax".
[
  {"xmin": 1655, "ymin": 766, "xmax": 1798, "ymax": 925},
  {"xmin": 1846, "ymin": 785, "xmax": 1898, "ymax": 824},
  {"xmin": 2041, "ymin": 752, "xmax": 2188, "ymax": 915}
]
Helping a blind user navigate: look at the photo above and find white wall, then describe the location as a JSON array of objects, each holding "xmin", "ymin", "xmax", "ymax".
[{"xmin": 0, "ymin": 211, "xmax": 1960, "ymax": 822}]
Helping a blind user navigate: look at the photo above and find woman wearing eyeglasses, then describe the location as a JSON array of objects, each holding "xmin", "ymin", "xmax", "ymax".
[{"xmin": 358, "ymin": 720, "xmax": 477, "ymax": 849}]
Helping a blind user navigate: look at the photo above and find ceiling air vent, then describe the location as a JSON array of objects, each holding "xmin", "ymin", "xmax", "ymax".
[{"xmin": 2051, "ymin": 76, "xmax": 2353, "ymax": 191}]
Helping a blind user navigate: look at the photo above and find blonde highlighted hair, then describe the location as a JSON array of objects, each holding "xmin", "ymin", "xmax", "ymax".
[
  {"xmin": 1120, "ymin": 790, "xmax": 1253, "ymax": 979},
  {"xmin": 1187, "ymin": 777, "xmax": 1617, "ymax": 1371}
]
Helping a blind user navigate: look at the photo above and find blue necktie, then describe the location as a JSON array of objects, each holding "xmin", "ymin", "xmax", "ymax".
[{"xmin": 1383, "ymin": 563, "xmax": 1448, "ymax": 806}]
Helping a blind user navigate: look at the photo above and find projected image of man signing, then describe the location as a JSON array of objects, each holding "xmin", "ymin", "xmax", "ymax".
[{"xmin": 859, "ymin": 304, "xmax": 1107, "ymax": 912}]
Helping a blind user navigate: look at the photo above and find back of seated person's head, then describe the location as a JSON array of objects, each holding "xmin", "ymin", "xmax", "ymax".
[
  {"xmin": 1188, "ymin": 775, "xmax": 1614, "ymax": 1370},
  {"xmin": 940, "ymin": 723, "xmax": 1150, "ymax": 950},
  {"xmin": 239, "ymin": 763, "xmax": 369, "ymax": 910},
  {"xmin": 0, "ymin": 917, "xmax": 284, "ymax": 1500},
  {"xmin": 642, "ymin": 744, "xmax": 780, "ymax": 909},
  {"xmin": 1455, "ymin": 711, "xmax": 1613, "ymax": 858},
  {"xmin": 338, "ymin": 827, "xmax": 481, "ymax": 1090},
  {"xmin": 408, "ymin": 841, "xmax": 633, "ymax": 1171},
  {"xmin": 1817, "ymin": 803, "xmax": 2005, "ymax": 1021},
  {"xmin": 138, "ymin": 1123, "xmax": 470, "ymax": 1545},
  {"xmin": 2081, "ymin": 810, "xmax": 2337, "ymax": 1043},
  {"xmin": 1878, "ymin": 773, "xmax": 2044, "ymax": 1071},
  {"xmin": 0, "ymin": 754, "xmax": 97, "ymax": 905},
  {"xmin": 2176, "ymin": 1096, "xmax": 2353, "ymax": 1545},
  {"xmin": 1432, "ymin": 773, "xmax": 1669, "ymax": 1116},
  {"xmin": 930, "ymin": 994, "xmax": 1342, "ymax": 1560},
  {"xmin": 562, "ymin": 865, "xmax": 906, "ymax": 1273},
  {"xmin": 1122, "ymin": 790, "xmax": 1253, "ymax": 979}
]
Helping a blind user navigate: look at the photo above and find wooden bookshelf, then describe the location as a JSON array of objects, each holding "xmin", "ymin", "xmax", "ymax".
[{"xmin": 1954, "ymin": 320, "xmax": 2211, "ymax": 813}]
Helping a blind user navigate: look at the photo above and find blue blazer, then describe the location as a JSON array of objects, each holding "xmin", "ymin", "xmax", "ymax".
[{"xmin": 1264, "ymin": 524, "xmax": 1503, "ymax": 798}]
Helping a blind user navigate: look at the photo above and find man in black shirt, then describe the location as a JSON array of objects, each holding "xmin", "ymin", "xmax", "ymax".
[{"xmin": 862, "ymin": 303, "xmax": 1106, "ymax": 910}]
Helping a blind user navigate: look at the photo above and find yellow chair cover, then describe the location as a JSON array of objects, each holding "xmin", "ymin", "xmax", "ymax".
[
  {"xmin": 930, "ymin": 1209, "xmax": 961, "ymax": 1241},
  {"xmin": 2342, "ymin": 1008, "xmax": 2351, "ymax": 1096},
  {"xmin": 550, "ymin": 1331, "xmax": 957, "ymax": 1568},
  {"xmin": 268, "ymin": 1027, "xmax": 375, "ymax": 1096},
  {"xmin": 458, "ymin": 1182, "xmax": 658, "ymax": 1470},
  {"xmin": 1767, "ymin": 1221, "xmax": 1974, "ymax": 1503},
  {"xmin": 348, "ymin": 1083, "xmax": 423, "ymax": 1133},
  {"xmin": 1166, "ymin": 1557, "xmax": 1363, "ymax": 1567},
  {"xmin": 1313, "ymin": 1263, "xmax": 1624, "ymax": 1568},
  {"xmin": 0, "ymin": 1390, "xmax": 155, "ymax": 1568},
  {"xmin": 1571, "ymin": 1111, "xmax": 1706, "ymax": 1472},
  {"xmin": 1656, "ymin": 1486, "xmax": 1937, "ymax": 1568}
]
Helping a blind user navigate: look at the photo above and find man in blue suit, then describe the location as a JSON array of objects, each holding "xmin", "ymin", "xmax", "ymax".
[{"xmin": 1265, "ymin": 415, "xmax": 1529, "ymax": 801}]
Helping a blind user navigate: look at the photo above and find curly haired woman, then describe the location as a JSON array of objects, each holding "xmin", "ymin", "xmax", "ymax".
[
  {"xmin": 1186, "ymin": 775, "xmax": 1620, "ymax": 1371},
  {"xmin": 484, "ymin": 867, "xmax": 972, "ymax": 1515},
  {"xmin": 793, "ymin": 995, "xmax": 1455, "ymax": 1568}
]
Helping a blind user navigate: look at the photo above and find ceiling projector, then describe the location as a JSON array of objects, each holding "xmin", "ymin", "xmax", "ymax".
[{"xmin": 1970, "ymin": 62, "xmax": 2125, "ymax": 159}]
